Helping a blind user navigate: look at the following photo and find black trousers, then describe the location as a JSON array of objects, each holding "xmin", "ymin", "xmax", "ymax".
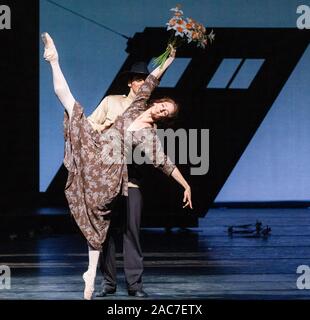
[{"xmin": 99, "ymin": 187, "xmax": 144, "ymax": 291}]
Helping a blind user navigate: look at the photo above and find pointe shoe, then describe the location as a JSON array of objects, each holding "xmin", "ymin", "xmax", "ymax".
[
  {"xmin": 41, "ymin": 32, "xmax": 49, "ymax": 46},
  {"xmin": 41, "ymin": 32, "xmax": 59, "ymax": 62},
  {"xmin": 83, "ymin": 270, "xmax": 95, "ymax": 300}
]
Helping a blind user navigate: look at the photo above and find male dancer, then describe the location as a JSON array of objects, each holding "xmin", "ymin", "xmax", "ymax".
[{"xmin": 88, "ymin": 62, "xmax": 149, "ymax": 298}]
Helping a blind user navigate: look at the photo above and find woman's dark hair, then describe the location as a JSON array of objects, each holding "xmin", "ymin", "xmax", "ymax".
[{"xmin": 148, "ymin": 97, "xmax": 179, "ymax": 127}]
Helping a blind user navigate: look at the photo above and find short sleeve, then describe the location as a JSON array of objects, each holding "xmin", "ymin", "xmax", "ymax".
[{"xmin": 87, "ymin": 97, "xmax": 109, "ymax": 131}]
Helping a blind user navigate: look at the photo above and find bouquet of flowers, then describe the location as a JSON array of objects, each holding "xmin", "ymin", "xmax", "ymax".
[{"xmin": 153, "ymin": 4, "xmax": 215, "ymax": 68}]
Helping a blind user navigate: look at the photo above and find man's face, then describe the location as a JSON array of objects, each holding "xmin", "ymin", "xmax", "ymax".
[{"xmin": 128, "ymin": 74, "xmax": 147, "ymax": 94}]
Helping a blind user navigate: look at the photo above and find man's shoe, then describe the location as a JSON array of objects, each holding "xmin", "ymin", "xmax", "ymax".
[
  {"xmin": 128, "ymin": 289, "xmax": 148, "ymax": 298},
  {"xmin": 96, "ymin": 287, "xmax": 116, "ymax": 297}
]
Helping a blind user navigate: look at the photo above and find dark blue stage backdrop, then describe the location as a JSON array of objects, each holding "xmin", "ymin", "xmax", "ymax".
[{"xmin": 40, "ymin": 0, "xmax": 310, "ymax": 202}]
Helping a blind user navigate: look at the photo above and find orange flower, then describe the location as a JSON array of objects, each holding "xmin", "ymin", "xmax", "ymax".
[
  {"xmin": 177, "ymin": 26, "xmax": 184, "ymax": 33},
  {"xmin": 177, "ymin": 19, "xmax": 185, "ymax": 25},
  {"xmin": 186, "ymin": 23, "xmax": 193, "ymax": 29}
]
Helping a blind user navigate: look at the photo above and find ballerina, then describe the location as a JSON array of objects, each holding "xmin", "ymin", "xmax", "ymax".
[{"xmin": 42, "ymin": 32, "xmax": 192, "ymax": 299}]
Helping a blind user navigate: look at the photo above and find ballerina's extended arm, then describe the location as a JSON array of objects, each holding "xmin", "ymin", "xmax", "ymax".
[
  {"xmin": 42, "ymin": 32, "xmax": 75, "ymax": 119},
  {"xmin": 144, "ymin": 131, "xmax": 193, "ymax": 210},
  {"xmin": 150, "ymin": 47, "xmax": 193, "ymax": 208},
  {"xmin": 127, "ymin": 45, "xmax": 177, "ymax": 115}
]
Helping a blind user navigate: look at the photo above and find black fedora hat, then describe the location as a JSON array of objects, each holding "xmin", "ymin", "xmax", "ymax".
[{"xmin": 121, "ymin": 61, "xmax": 150, "ymax": 78}]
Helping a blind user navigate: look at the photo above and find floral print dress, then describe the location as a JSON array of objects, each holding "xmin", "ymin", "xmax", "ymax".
[{"xmin": 63, "ymin": 74, "xmax": 176, "ymax": 250}]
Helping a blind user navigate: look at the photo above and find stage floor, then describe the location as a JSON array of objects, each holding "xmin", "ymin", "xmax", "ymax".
[{"xmin": 1, "ymin": 208, "xmax": 310, "ymax": 300}]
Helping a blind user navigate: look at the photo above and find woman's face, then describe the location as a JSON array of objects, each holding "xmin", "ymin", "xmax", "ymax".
[{"xmin": 150, "ymin": 101, "xmax": 176, "ymax": 121}]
